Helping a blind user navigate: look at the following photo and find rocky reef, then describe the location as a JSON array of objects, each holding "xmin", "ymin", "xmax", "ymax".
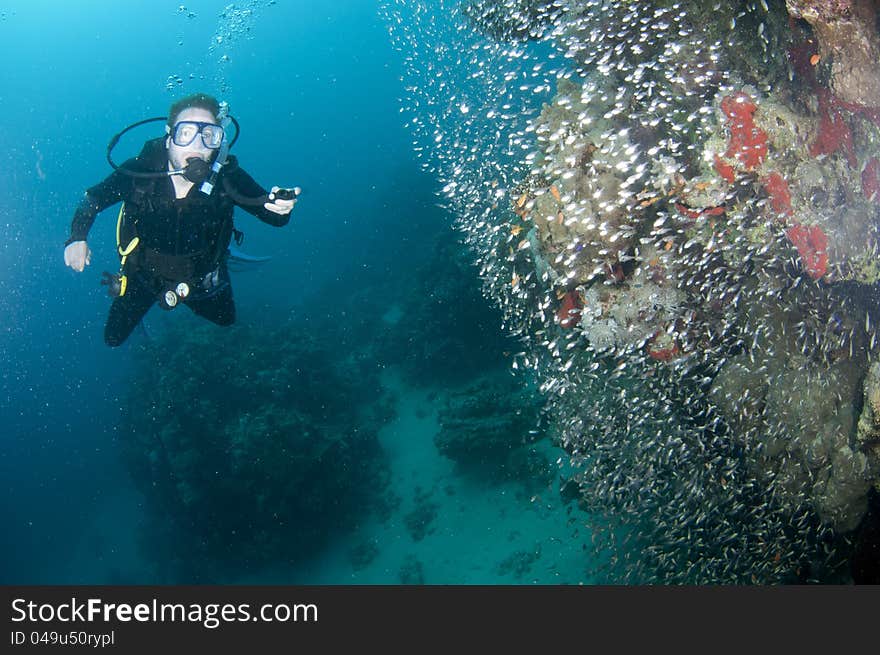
[
  {"xmin": 786, "ymin": 0, "xmax": 880, "ymax": 109},
  {"xmin": 500, "ymin": 0, "xmax": 880, "ymax": 580},
  {"xmin": 388, "ymin": 0, "xmax": 880, "ymax": 581},
  {"xmin": 375, "ymin": 230, "xmax": 513, "ymax": 386},
  {"xmin": 120, "ymin": 320, "xmax": 393, "ymax": 582},
  {"xmin": 434, "ymin": 370, "xmax": 551, "ymax": 485}
]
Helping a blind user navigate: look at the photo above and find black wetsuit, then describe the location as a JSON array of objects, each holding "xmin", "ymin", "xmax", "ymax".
[{"xmin": 66, "ymin": 138, "xmax": 289, "ymax": 346}]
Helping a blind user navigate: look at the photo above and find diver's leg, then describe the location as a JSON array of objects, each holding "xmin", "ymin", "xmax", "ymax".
[
  {"xmin": 187, "ymin": 281, "xmax": 236, "ymax": 326},
  {"xmin": 104, "ymin": 279, "xmax": 156, "ymax": 347}
]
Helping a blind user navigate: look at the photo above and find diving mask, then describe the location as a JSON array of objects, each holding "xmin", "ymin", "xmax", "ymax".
[{"xmin": 171, "ymin": 121, "xmax": 225, "ymax": 149}]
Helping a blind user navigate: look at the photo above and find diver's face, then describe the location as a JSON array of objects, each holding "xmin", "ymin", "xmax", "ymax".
[{"xmin": 166, "ymin": 107, "xmax": 218, "ymax": 171}]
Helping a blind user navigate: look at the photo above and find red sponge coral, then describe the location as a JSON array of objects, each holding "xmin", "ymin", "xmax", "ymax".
[
  {"xmin": 785, "ymin": 224, "xmax": 828, "ymax": 280},
  {"xmin": 714, "ymin": 92, "xmax": 768, "ymax": 182}
]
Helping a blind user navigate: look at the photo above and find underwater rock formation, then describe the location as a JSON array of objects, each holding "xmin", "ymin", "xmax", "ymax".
[
  {"xmin": 403, "ymin": 486, "xmax": 440, "ymax": 541},
  {"xmin": 121, "ymin": 321, "xmax": 393, "ymax": 581},
  {"xmin": 526, "ymin": 1, "xmax": 880, "ymax": 576},
  {"xmin": 398, "ymin": 554, "xmax": 427, "ymax": 583},
  {"xmin": 375, "ymin": 230, "xmax": 512, "ymax": 386},
  {"xmin": 434, "ymin": 371, "xmax": 550, "ymax": 484},
  {"xmin": 785, "ymin": 0, "xmax": 880, "ymax": 109},
  {"xmin": 496, "ymin": 543, "xmax": 542, "ymax": 579},
  {"xmin": 857, "ymin": 361, "xmax": 880, "ymax": 456},
  {"xmin": 386, "ymin": 0, "xmax": 880, "ymax": 581}
]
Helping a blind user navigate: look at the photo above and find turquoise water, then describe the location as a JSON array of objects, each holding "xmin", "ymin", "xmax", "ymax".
[
  {"xmin": 0, "ymin": 1, "xmax": 590, "ymax": 584},
  {"xmin": 8, "ymin": 0, "xmax": 877, "ymax": 586}
]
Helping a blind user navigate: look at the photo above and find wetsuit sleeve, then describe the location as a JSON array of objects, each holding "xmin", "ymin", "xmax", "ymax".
[
  {"xmin": 224, "ymin": 164, "xmax": 291, "ymax": 227},
  {"xmin": 65, "ymin": 170, "xmax": 130, "ymax": 245}
]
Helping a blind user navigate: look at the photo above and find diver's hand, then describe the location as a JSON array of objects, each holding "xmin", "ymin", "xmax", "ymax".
[
  {"xmin": 264, "ymin": 186, "xmax": 299, "ymax": 215},
  {"xmin": 64, "ymin": 240, "xmax": 92, "ymax": 272}
]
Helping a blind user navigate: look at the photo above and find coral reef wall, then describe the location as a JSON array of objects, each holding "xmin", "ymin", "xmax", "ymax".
[{"xmin": 385, "ymin": 0, "xmax": 880, "ymax": 582}]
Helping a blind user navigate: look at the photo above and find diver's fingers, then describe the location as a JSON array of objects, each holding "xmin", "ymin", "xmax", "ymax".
[
  {"xmin": 64, "ymin": 242, "xmax": 88, "ymax": 272},
  {"xmin": 263, "ymin": 200, "xmax": 294, "ymax": 215}
]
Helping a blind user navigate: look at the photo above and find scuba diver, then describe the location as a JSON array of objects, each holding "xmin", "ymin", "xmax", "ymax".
[{"xmin": 63, "ymin": 93, "xmax": 297, "ymax": 346}]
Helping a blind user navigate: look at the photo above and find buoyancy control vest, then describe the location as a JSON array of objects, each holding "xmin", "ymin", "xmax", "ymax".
[{"xmin": 116, "ymin": 138, "xmax": 237, "ymax": 288}]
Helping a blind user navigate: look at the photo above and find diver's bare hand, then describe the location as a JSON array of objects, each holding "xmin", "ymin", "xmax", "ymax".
[
  {"xmin": 264, "ymin": 186, "xmax": 299, "ymax": 215},
  {"xmin": 64, "ymin": 240, "xmax": 92, "ymax": 272}
]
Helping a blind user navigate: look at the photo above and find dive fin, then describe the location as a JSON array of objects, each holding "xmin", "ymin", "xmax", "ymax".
[{"xmin": 227, "ymin": 244, "xmax": 272, "ymax": 272}]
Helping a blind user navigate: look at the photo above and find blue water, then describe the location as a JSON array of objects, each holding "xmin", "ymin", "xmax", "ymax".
[{"xmin": 0, "ymin": 1, "xmax": 587, "ymax": 583}]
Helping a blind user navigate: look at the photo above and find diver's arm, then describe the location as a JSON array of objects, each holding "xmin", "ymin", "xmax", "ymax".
[
  {"xmin": 65, "ymin": 172, "xmax": 128, "ymax": 245},
  {"xmin": 63, "ymin": 171, "xmax": 128, "ymax": 272},
  {"xmin": 225, "ymin": 165, "xmax": 294, "ymax": 227}
]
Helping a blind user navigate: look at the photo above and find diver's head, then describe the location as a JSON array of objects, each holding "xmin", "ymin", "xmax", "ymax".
[
  {"xmin": 166, "ymin": 93, "xmax": 221, "ymax": 132},
  {"xmin": 165, "ymin": 94, "xmax": 223, "ymax": 179}
]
